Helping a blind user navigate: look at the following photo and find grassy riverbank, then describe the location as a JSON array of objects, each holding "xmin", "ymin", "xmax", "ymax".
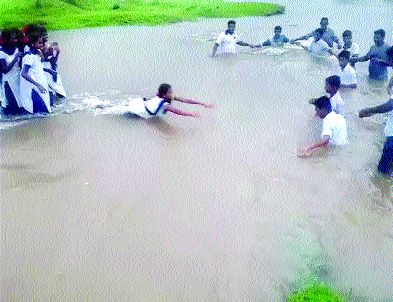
[{"xmin": 0, "ymin": 0, "xmax": 284, "ymax": 30}]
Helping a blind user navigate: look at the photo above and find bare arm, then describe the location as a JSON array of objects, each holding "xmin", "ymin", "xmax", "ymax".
[
  {"xmin": 298, "ymin": 136, "xmax": 330, "ymax": 157},
  {"xmin": 237, "ymin": 41, "xmax": 252, "ymax": 47},
  {"xmin": 359, "ymin": 99, "xmax": 393, "ymax": 117},
  {"xmin": 164, "ymin": 104, "xmax": 201, "ymax": 118},
  {"xmin": 351, "ymin": 53, "xmax": 370, "ymax": 63},
  {"xmin": 0, "ymin": 56, "xmax": 19, "ymax": 73},
  {"xmin": 173, "ymin": 96, "xmax": 215, "ymax": 108},
  {"xmin": 21, "ymin": 65, "xmax": 47, "ymax": 93},
  {"xmin": 341, "ymin": 83, "xmax": 357, "ymax": 89},
  {"xmin": 291, "ymin": 32, "xmax": 313, "ymax": 43}
]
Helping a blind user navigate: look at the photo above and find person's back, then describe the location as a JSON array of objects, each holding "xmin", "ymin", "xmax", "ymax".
[{"xmin": 322, "ymin": 111, "xmax": 348, "ymax": 146}]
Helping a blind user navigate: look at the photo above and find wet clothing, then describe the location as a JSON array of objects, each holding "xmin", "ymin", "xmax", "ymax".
[
  {"xmin": 321, "ymin": 111, "xmax": 348, "ymax": 146},
  {"xmin": 126, "ymin": 97, "xmax": 171, "ymax": 118},
  {"xmin": 0, "ymin": 47, "xmax": 21, "ymax": 114},
  {"xmin": 367, "ymin": 44, "xmax": 390, "ymax": 81},
  {"xmin": 309, "ymin": 39, "xmax": 331, "ymax": 57},
  {"xmin": 263, "ymin": 35, "xmax": 289, "ymax": 47},
  {"xmin": 215, "ymin": 31, "xmax": 239, "ymax": 54},
  {"xmin": 335, "ymin": 64, "xmax": 357, "ymax": 86},
  {"xmin": 329, "ymin": 91, "xmax": 344, "ymax": 114},
  {"xmin": 305, "ymin": 28, "xmax": 338, "ymax": 47}
]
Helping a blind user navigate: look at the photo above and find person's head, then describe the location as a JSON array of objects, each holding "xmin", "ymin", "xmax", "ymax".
[
  {"xmin": 314, "ymin": 28, "xmax": 324, "ymax": 41},
  {"xmin": 320, "ymin": 17, "xmax": 329, "ymax": 29},
  {"xmin": 157, "ymin": 83, "xmax": 173, "ymax": 100},
  {"xmin": 342, "ymin": 30, "xmax": 352, "ymax": 45},
  {"xmin": 313, "ymin": 96, "xmax": 332, "ymax": 118},
  {"xmin": 227, "ymin": 20, "xmax": 236, "ymax": 34},
  {"xmin": 28, "ymin": 32, "xmax": 45, "ymax": 51},
  {"xmin": 325, "ymin": 75, "xmax": 341, "ymax": 94},
  {"xmin": 338, "ymin": 50, "xmax": 351, "ymax": 68},
  {"xmin": 1, "ymin": 28, "xmax": 19, "ymax": 47},
  {"xmin": 274, "ymin": 26, "xmax": 282, "ymax": 36},
  {"xmin": 24, "ymin": 24, "xmax": 48, "ymax": 43},
  {"xmin": 374, "ymin": 29, "xmax": 385, "ymax": 46}
]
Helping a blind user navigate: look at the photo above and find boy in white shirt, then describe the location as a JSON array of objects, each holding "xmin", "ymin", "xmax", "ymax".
[
  {"xmin": 342, "ymin": 30, "xmax": 359, "ymax": 67},
  {"xmin": 335, "ymin": 50, "xmax": 357, "ymax": 88},
  {"xmin": 298, "ymin": 96, "xmax": 348, "ymax": 157},
  {"xmin": 325, "ymin": 75, "xmax": 344, "ymax": 113},
  {"xmin": 212, "ymin": 20, "xmax": 253, "ymax": 56},
  {"xmin": 293, "ymin": 28, "xmax": 333, "ymax": 57}
]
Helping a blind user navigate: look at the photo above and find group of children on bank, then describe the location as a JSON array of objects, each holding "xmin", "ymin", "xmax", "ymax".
[
  {"xmin": 0, "ymin": 24, "xmax": 66, "ymax": 115},
  {"xmin": 213, "ymin": 19, "xmax": 393, "ymax": 175}
]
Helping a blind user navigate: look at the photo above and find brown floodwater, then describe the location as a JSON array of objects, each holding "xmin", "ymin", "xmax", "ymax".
[{"xmin": 1, "ymin": 0, "xmax": 392, "ymax": 300}]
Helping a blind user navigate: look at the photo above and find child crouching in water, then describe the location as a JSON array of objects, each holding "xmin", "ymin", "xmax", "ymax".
[
  {"xmin": 298, "ymin": 96, "xmax": 348, "ymax": 157},
  {"xmin": 127, "ymin": 84, "xmax": 214, "ymax": 119}
]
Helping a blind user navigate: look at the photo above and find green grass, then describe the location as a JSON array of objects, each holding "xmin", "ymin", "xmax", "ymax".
[
  {"xmin": 288, "ymin": 284, "xmax": 346, "ymax": 302},
  {"xmin": 0, "ymin": 0, "xmax": 284, "ymax": 30}
]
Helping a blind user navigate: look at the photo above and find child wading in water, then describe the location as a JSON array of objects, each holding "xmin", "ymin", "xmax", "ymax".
[
  {"xmin": 298, "ymin": 96, "xmax": 348, "ymax": 157},
  {"xmin": 127, "ymin": 84, "xmax": 214, "ymax": 118},
  {"xmin": 20, "ymin": 32, "xmax": 52, "ymax": 114},
  {"xmin": 0, "ymin": 29, "xmax": 23, "ymax": 114}
]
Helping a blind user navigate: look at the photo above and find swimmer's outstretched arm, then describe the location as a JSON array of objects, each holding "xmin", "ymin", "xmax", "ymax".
[
  {"xmin": 298, "ymin": 136, "xmax": 330, "ymax": 158},
  {"xmin": 290, "ymin": 32, "xmax": 313, "ymax": 44},
  {"xmin": 173, "ymin": 96, "xmax": 215, "ymax": 108},
  {"xmin": 165, "ymin": 104, "xmax": 201, "ymax": 118}
]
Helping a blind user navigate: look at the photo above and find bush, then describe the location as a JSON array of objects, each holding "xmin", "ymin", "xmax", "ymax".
[{"xmin": 288, "ymin": 284, "xmax": 345, "ymax": 302}]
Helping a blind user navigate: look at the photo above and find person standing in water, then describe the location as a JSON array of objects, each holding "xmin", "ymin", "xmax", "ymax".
[
  {"xmin": 359, "ymin": 97, "xmax": 393, "ymax": 176},
  {"xmin": 298, "ymin": 96, "xmax": 348, "ymax": 157},
  {"xmin": 212, "ymin": 20, "xmax": 254, "ymax": 56},
  {"xmin": 294, "ymin": 29, "xmax": 333, "ymax": 57},
  {"xmin": 341, "ymin": 30, "xmax": 359, "ymax": 67},
  {"xmin": 350, "ymin": 29, "xmax": 390, "ymax": 81},
  {"xmin": 290, "ymin": 17, "xmax": 342, "ymax": 49},
  {"xmin": 335, "ymin": 50, "xmax": 357, "ymax": 88},
  {"xmin": 0, "ymin": 29, "xmax": 23, "ymax": 114},
  {"xmin": 20, "ymin": 32, "xmax": 52, "ymax": 114},
  {"xmin": 253, "ymin": 26, "xmax": 289, "ymax": 47}
]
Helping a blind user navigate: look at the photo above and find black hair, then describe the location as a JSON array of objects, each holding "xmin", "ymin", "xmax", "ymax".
[
  {"xmin": 227, "ymin": 20, "xmax": 236, "ymax": 26},
  {"xmin": 374, "ymin": 29, "xmax": 386, "ymax": 38},
  {"xmin": 387, "ymin": 46, "xmax": 393, "ymax": 59},
  {"xmin": 342, "ymin": 30, "xmax": 352, "ymax": 38},
  {"xmin": 28, "ymin": 31, "xmax": 42, "ymax": 45},
  {"xmin": 1, "ymin": 29, "xmax": 16, "ymax": 44},
  {"xmin": 314, "ymin": 96, "xmax": 332, "ymax": 112},
  {"xmin": 25, "ymin": 24, "xmax": 48, "ymax": 40},
  {"xmin": 274, "ymin": 26, "xmax": 282, "ymax": 31},
  {"xmin": 326, "ymin": 75, "xmax": 341, "ymax": 88},
  {"xmin": 158, "ymin": 83, "xmax": 172, "ymax": 98},
  {"xmin": 338, "ymin": 50, "xmax": 351, "ymax": 60},
  {"xmin": 320, "ymin": 17, "xmax": 329, "ymax": 22},
  {"xmin": 314, "ymin": 28, "xmax": 325, "ymax": 36}
]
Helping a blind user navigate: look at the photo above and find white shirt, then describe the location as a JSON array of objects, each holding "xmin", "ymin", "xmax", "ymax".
[
  {"xmin": 384, "ymin": 96, "xmax": 393, "ymax": 137},
  {"xmin": 329, "ymin": 91, "xmax": 344, "ymax": 114},
  {"xmin": 216, "ymin": 31, "xmax": 238, "ymax": 54},
  {"xmin": 343, "ymin": 42, "xmax": 360, "ymax": 56},
  {"xmin": 309, "ymin": 39, "xmax": 331, "ymax": 57},
  {"xmin": 336, "ymin": 64, "xmax": 357, "ymax": 86},
  {"xmin": 322, "ymin": 111, "xmax": 348, "ymax": 145}
]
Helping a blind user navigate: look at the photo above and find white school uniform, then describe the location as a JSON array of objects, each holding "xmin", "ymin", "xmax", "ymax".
[
  {"xmin": 321, "ymin": 111, "xmax": 348, "ymax": 146},
  {"xmin": 335, "ymin": 64, "xmax": 357, "ymax": 86},
  {"xmin": 0, "ymin": 47, "xmax": 21, "ymax": 109},
  {"xmin": 20, "ymin": 49, "xmax": 52, "ymax": 113},
  {"xmin": 43, "ymin": 58, "xmax": 67, "ymax": 98},
  {"xmin": 126, "ymin": 96, "xmax": 170, "ymax": 118},
  {"xmin": 216, "ymin": 31, "xmax": 239, "ymax": 54},
  {"xmin": 309, "ymin": 39, "xmax": 331, "ymax": 57},
  {"xmin": 344, "ymin": 42, "xmax": 360, "ymax": 56},
  {"xmin": 329, "ymin": 91, "xmax": 344, "ymax": 114}
]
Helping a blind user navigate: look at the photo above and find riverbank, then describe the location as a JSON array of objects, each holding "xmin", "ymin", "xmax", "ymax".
[{"xmin": 0, "ymin": 0, "xmax": 284, "ymax": 30}]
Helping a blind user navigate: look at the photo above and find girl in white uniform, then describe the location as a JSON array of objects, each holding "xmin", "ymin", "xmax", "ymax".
[
  {"xmin": 43, "ymin": 42, "xmax": 66, "ymax": 102},
  {"xmin": 127, "ymin": 83, "xmax": 214, "ymax": 119},
  {"xmin": 0, "ymin": 29, "xmax": 23, "ymax": 114},
  {"xmin": 20, "ymin": 32, "xmax": 52, "ymax": 114}
]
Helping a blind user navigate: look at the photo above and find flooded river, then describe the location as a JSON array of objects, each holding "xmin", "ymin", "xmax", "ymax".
[{"xmin": 1, "ymin": 0, "xmax": 392, "ymax": 300}]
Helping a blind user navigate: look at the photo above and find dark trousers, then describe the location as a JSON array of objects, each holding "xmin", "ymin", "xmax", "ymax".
[{"xmin": 378, "ymin": 136, "xmax": 393, "ymax": 174}]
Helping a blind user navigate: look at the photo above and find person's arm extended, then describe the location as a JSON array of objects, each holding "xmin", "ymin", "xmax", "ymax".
[
  {"xmin": 21, "ymin": 65, "xmax": 47, "ymax": 93},
  {"xmin": 212, "ymin": 43, "xmax": 219, "ymax": 56},
  {"xmin": 341, "ymin": 83, "xmax": 357, "ymax": 89},
  {"xmin": 237, "ymin": 41, "xmax": 252, "ymax": 47},
  {"xmin": 298, "ymin": 136, "xmax": 330, "ymax": 157},
  {"xmin": 173, "ymin": 96, "xmax": 215, "ymax": 108},
  {"xmin": 164, "ymin": 104, "xmax": 201, "ymax": 118},
  {"xmin": 359, "ymin": 99, "xmax": 393, "ymax": 117},
  {"xmin": 290, "ymin": 32, "xmax": 313, "ymax": 43},
  {"xmin": 351, "ymin": 53, "xmax": 370, "ymax": 63}
]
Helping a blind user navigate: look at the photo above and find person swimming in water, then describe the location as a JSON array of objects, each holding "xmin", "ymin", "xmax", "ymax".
[{"xmin": 127, "ymin": 84, "xmax": 215, "ymax": 119}]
